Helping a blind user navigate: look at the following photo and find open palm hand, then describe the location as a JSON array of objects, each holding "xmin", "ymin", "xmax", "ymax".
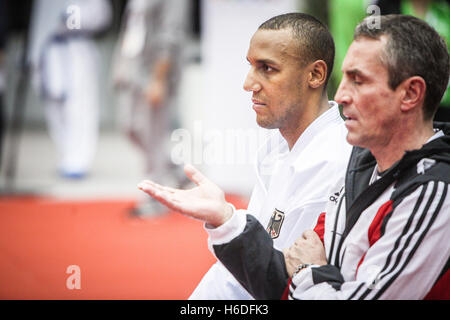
[{"xmin": 138, "ymin": 164, "xmax": 233, "ymax": 227}]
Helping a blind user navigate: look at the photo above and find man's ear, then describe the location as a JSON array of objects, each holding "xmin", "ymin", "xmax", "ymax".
[
  {"xmin": 399, "ymin": 76, "xmax": 426, "ymax": 112},
  {"xmin": 308, "ymin": 60, "xmax": 327, "ymax": 89}
]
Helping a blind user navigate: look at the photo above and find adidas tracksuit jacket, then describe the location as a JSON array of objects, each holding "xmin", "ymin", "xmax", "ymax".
[{"xmin": 209, "ymin": 123, "xmax": 450, "ymax": 300}]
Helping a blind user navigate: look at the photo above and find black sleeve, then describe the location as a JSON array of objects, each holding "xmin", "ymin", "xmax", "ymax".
[
  {"xmin": 213, "ymin": 214, "xmax": 289, "ymax": 300},
  {"xmin": 311, "ymin": 265, "xmax": 345, "ymax": 291}
]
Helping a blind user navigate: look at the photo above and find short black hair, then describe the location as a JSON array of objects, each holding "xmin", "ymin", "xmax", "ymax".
[
  {"xmin": 258, "ymin": 13, "xmax": 335, "ymax": 87},
  {"xmin": 354, "ymin": 14, "xmax": 450, "ymax": 120}
]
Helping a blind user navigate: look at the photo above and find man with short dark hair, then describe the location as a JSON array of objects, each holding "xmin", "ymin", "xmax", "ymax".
[
  {"xmin": 141, "ymin": 14, "xmax": 450, "ymax": 299},
  {"xmin": 139, "ymin": 13, "xmax": 352, "ymax": 299}
]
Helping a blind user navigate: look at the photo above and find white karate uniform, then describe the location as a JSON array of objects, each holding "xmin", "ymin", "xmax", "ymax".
[
  {"xmin": 30, "ymin": 0, "xmax": 112, "ymax": 176},
  {"xmin": 189, "ymin": 102, "xmax": 353, "ymax": 299}
]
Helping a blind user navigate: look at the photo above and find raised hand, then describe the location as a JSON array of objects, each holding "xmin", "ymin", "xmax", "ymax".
[{"xmin": 138, "ymin": 164, "xmax": 234, "ymax": 227}]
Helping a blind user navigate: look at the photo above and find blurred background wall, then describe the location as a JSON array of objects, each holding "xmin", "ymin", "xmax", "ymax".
[{"xmin": 0, "ymin": 0, "xmax": 308, "ymax": 198}]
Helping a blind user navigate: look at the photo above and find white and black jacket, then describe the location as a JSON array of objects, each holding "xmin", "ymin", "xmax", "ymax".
[
  {"xmin": 191, "ymin": 104, "xmax": 352, "ymax": 299},
  {"xmin": 209, "ymin": 123, "xmax": 450, "ymax": 300}
]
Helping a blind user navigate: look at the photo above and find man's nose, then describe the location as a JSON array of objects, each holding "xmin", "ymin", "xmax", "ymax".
[
  {"xmin": 243, "ymin": 70, "xmax": 261, "ymax": 92},
  {"xmin": 334, "ymin": 80, "xmax": 351, "ymax": 106}
]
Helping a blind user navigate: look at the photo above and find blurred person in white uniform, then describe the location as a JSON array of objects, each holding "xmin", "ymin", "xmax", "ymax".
[
  {"xmin": 29, "ymin": 0, "xmax": 112, "ymax": 179},
  {"xmin": 112, "ymin": 0, "xmax": 191, "ymax": 216}
]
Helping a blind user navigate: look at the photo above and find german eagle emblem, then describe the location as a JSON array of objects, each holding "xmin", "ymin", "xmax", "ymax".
[{"xmin": 266, "ymin": 209, "xmax": 285, "ymax": 239}]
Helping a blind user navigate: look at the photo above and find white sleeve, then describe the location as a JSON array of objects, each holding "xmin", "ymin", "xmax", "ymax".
[
  {"xmin": 188, "ymin": 261, "xmax": 253, "ymax": 300},
  {"xmin": 290, "ymin": 181, "xmax": 450, "ymax": 300},
  {"xmin": 205, "ymin": 208, "xmax": 248, "ymax": 255},
  {"xmin": 189, "ymin": 181, "xmax": 264, "ymax": 300},
  {"xmin": 188, "ymin": 208, "xmax": 252, "ymax": 300}
]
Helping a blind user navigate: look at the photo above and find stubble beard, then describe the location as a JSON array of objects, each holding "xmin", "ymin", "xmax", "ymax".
[{"xmin": 257, "ymin": 103, "xmax": 298, "ymax": 131}]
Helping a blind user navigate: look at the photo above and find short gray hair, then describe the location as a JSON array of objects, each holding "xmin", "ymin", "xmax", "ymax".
[{"xmin": 354, "ymin": 14, "xmax": 449, "ymax": 120}]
